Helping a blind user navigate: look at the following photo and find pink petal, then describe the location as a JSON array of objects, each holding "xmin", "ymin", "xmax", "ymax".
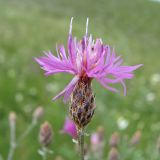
[
  {"xmin": 120, "ymin": 80, "xmax": 127, "ymax": 96},
  {"xmin": 62, "ymin": 117, "xmax": 77, "ymax": 139},
  {"xmin": 97, "ymin": 78, "xmax": 120, "ymax": 93},
  {"xmin": 52, "ymin": 76, "xmax": 79, "ymax": 103},
  {"xmin": 113, "ymin": 64, "xmax": 143, "ymax": 73},
  {"xmin": 68, "ymin": 35, "xmax": 77, "ymax": 66},
  {"xmin": 59, "ymin": 45, "xmax": 67, "ymax": 60},
  {"xmin": 35, "ymin": 51, "xmax": 76, "ymax": 75}
]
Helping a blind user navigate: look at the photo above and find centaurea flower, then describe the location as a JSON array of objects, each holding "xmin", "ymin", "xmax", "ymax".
[
  {"xmin": 35, "ymin": 18, "xmax": 142, "ymax": 160},
  {"xmin": 35, "ymin": 17, "xmax": 142, "ymax": 129}
]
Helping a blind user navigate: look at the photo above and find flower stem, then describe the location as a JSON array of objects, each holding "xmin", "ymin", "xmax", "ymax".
[
  {"xmin": 78, "ymin": 128, "xmax": 84, "ymax": 160},
  {"xmin": 7, "ymin": 119, "xmax": 37, "ymax": 160},
  {"xmin": 42, "ymin": 147, "xmax": 47, "ymax": 160},
  {"xmin": 18, "ymin": 119, "xmax": 37, "ymax": 143},
  {"xmin": 8, "ymin": 121, "xmax": 16, "ymax": 160}
]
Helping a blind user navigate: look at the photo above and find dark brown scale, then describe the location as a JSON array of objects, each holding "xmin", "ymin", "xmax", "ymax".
[
  {"xmin": 91, "ymin": 96, "xmax": 94, "ymax": 103},
  {"xmin": 84, "ymin": 102, "xmax": 89, "ymax": 112},
  {"xmin": 87, "ymin": 113, "xmax": 92, "ymax": 119},
  {"xmin": 69, "ymin": 76, "xmax": 96, "ymax": 129}
]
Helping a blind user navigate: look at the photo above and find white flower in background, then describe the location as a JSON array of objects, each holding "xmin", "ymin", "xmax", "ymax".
[
  {"xmin": 146, "ymin": 92, "xmax": 155, "ymax": 102},
  {"xmin": 150, "ymin": 73, "xmax": 160, "ymax": 85},
  {"xmin": 15, "ymin": 93, "xmax": 24, "ymax": 102},
  {"xmin": 117, "ymin": 117, "xmax": 129, "ymax": 130}
]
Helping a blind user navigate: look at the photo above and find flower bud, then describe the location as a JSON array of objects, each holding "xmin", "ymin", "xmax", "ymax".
[
  {"xmin": 70, "ymin": 77, "xmax": 95, "ymax": 129},
  {"xmin": 39, "ymin": 121, "xmax": 53, "ymax": 147},
  {"xmin": 108, "ymin": 147, "xmax": 119, "ymax": 160},
  {"xmin": 109, "ymin": 132, "xmax": 119, "ymax": 148},
  {"xmin": 33, "ymin": 106, "xmax": 44, "ymax": 121},
  {"xmin": 130, "ymin": 130, "xmax": 141, "ymax": 146},
  {"xmin": 97, "ymin": 126, "xmax": 105, "ymax": 140},
  {"xmin": 9, "ymin": 112, "xmax": 16, "ymax": 126}
]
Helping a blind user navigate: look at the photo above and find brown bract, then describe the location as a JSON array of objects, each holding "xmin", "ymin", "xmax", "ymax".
[
  {"xmin": 39, "ymin": 121, "xmax": 53, "ymax": 147},
  {"xmin": 70, "ymin": 76, "xmax": 95, "ymax": 130}
]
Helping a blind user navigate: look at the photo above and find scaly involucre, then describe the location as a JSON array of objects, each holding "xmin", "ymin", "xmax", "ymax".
[{"xmin": 35, "ymin": 18, "xmax": 143, "ymax": 103}]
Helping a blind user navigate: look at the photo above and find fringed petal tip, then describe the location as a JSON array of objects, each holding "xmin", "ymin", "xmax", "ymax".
[
  {"xmin": 121, "ymin": 80, "xmax": 127, "ymax": 96},
  {"xmin": 133, "ymin": 64, "xmax": 144, "ymax": 70},
  {"xmin": 52, "ymin": 92, "xmax": 69, "ymax": 104},
  {"xmin": 69, "ymin": 17, "xmax": 74, "ymax": 35},
  {"xmin": 138, "ymin": 64, "xmax": 144, "ymax": 67},
  {"xmin": 34, "ymin": 57, "xmax": 41, "ymax": 64}
]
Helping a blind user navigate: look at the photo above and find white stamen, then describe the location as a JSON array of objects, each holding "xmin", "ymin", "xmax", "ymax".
[
  {"xmin": 69, "ymin": 17, "xmax": 74, "ymax": 35},
  {"xmin": 86, "ymin": 17, "xmax": 89, "ymax": 35},
  {"xmin": 56, "ymin": 44, "xmax": 60, "ymax": 58}
]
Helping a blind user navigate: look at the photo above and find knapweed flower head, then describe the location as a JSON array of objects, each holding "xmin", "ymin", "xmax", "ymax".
[
  {"xmin": 35, "ymin": 18, "xmax": 142, "ymax": 102},
  {"xmin": 35, "ymin": 18, "xmax": 143, "ymax": 129},
  {"xmin": 61, "ymin": 117, "xmax": 77, "ymax": 139}
]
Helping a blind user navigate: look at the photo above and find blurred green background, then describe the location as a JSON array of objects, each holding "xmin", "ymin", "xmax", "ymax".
[{"xmin": 0, "ymin": 0, "xmax": 160, "ymax": 159}]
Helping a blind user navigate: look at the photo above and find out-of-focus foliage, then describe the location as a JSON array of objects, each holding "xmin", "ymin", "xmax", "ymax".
[{"xmin": 0, "ymin": 0, "xmax": 160, "ymax": 159}]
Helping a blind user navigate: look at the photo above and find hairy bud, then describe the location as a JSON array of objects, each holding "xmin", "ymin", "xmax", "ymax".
[
  {"xmin": 130, "ymin": 130, "xmax": 141, "ymax": 146},
  {"xmin": 39, "ymin": 121, "xmax": 53, "ymax": 147},
  {"xmin": 9, "ymin": 112, "xmax": 16, "ymax": 126},
  {"xmin": 109, "ymin": 132, "xmax": 119, "ymax": 148},
  {"xmin": 108, "ymin": 147, "xmax": 119, "ymax": 160},
  {"xmin": 97, "ymin": 126, "xmax": 105, "ymax": 140},
  {"xmin": 33, "ymin": 106, "xmax": 44, "ymax": 121},
  {"xmin": 70, "ymin": 77, "xmax": 95, "ymax": 129}
]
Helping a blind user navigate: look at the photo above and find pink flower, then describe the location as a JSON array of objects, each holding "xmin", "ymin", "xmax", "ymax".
[
  {"xmin": 62, "ymin": 117, "xmax": 77, "ymax": 139},
  {"xmin": 35, "ymin": 18, "xmax": 143, "ymax": 103}
]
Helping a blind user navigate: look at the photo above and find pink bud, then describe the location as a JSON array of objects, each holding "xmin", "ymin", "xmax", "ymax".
[
  {"xmin": 130, "ymin": 130, "xmax": 141, "ymax": 146},
  {"xmin": 108, "ymin": 147, "xmax": 119, "ymax": 160},
  {"xmin": 39, "ymin": 121, "xmax": 53, "ymax": 147},
  {"xmin": 33, "ymin": 106, "xmax": 44, "ymax": 121},
  {"xmin": 109, "ymin": 132, "xmax": 119, "ymax": 148}
]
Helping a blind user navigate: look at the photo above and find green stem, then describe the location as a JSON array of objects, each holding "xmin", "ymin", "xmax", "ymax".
[
  {"xmin": 8, "ymin": 122, "xmax": 16, "ymax": 160},
  {"xmin": 18, "ymin": 119, "xmax": 37, "ymax": 143},
  {"xmin": 42, "ymin": 147, "xmax": 47, "ymax": 160},
  {"xmin": 78, "ymin": 128, "xmax": 84, "ymax": 160},
  {"xmin": 7, "ymin": 119, "xmax": 37, "ymax": 160}
]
